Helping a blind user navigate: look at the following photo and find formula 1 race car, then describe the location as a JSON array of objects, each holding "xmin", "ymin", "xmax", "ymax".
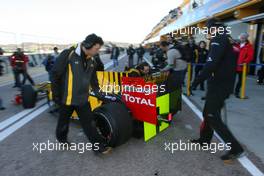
[{"xmin": 20, "ymin": 69, "xmax": 182, "ymax": 148}]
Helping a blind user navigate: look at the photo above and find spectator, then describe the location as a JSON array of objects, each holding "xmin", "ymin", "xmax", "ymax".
[
  {"xmin": 110, "ymin": 45, "xmax": 120, "ymax": 67},
  {"xmin": 10, "ymin": 48, "xmax": 35, "ymax": 87},
  {"xmin": 53, "ymin": 47, "xmax": 59, "ymax": 58},
  {"xmin": 194, "ymin": 41, "xmax": 208, "ymax": 91},
  {"xmin": 234, "ymin": 33, "xmax": 254, "ymax": 98},
  {"xmin": 0, "ymin": 48, "xmax": 5, "ymax": 111},
  {"xmin": 136, "ymin": 45, "xmax": 145, "ymax": 64},
  {"xmin": 127, "ymin": 45, "xmax": 135, "ymax": 68},
  {"xmin": 0, "ymin": 47, "xmax": 4, "ymax": 76},
  {"xmin": 257, "ymin": 42, "xmax": 264, "ymax": 84},
  {"xmin": 183, "ymin": 37, "xmax": 198, "ymax": 81},
  {"xmin": 43, "ymin": 54, "xmax": 56, "ymax": 81},
  {"xmin": 0, "ymin": 97, "xmax": 5, "ymax": 111}
]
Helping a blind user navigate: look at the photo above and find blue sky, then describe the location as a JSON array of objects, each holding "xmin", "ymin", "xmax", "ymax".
[{"xmin": 0, "ymin": 0, "xmax": 182, "ymax": 44}]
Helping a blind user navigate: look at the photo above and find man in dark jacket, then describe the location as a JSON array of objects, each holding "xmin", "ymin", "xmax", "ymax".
[
  {"xmin": 136, "ymin": 45, "xmax": 145, "ymax": 64},
  {"xmin": 10, "ymin": 48, "xmax": 35, "ymax": 88},
  {"xmin": 191, "ymin": 19, "xmax": 244, "ymax": 161},
  {"xmin": 127, "ymin": 45, "xmax": 135, "ymax": 68},
  {"xmin": 193, "ymin": 41, "xmax": 208, "ymax": 91},
  {"xmin": 51, "ymin": 34, "xmax": 111, "ymax": 154},
  {"xmin": 94, "ymin": 54, "xmax": 104, "ymax": 71},
  {"xmin": 110, "ymin": 45, "xmax": 120, "ymax": 67}
]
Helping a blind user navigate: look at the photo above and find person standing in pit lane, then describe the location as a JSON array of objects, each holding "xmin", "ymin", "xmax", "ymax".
[{"xmin": 191, "ymin": 19, "xmax": 245, "ymax": 161}]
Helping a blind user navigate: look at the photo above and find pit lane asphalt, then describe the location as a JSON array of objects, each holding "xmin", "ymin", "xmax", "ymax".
[{"xmin": 0, "ymin": 53, "xmax": 262, "ymax": 176}]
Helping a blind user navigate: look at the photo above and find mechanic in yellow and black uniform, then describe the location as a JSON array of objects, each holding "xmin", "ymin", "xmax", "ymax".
[
  {"xmin": 51, "ymin": 34, "xmax": 111, "ymax": 154},
  {"xmin": 126, "ymin": 62, "xmax": 151, "ymax": 77}
]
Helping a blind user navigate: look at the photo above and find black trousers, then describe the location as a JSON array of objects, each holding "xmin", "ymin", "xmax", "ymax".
[
  {"xmin": 56, "ymin": 103, "xmax": 106, "ymax": 149},
  {"xmin": 14, "ymin": 69, "xmax": 34, "ymax": 87},
  {"xmin": 200, "ymin": 87, "xmax": 243, "ymax": 152},
  {"xmin": 194, "ymin": 66, "xmax": 204, "ymax": 89},
  {"xmin": 257, "ymin": 66, "xmax": 264, "ymax": 83},
  {"xmin": 137, "ymin": 56, "xmax": 143, "ymax": 64},
  {"xmin": 235, "ymin": 72, "xmax": 243, "ymax": 95},
  {"xmin": 22, "ymin": 70, "xmax": 35, "ymax": 85},
  {"xmin": 128, "ymin": 55, "xmax": 134, "ymax": 68},
  {"xmin": 166, "ymin": 70, "xmax": 185, "ymax": 93}
]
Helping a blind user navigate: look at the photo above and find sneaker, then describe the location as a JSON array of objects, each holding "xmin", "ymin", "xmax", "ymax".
[
  {"xmin": 234, "ymin": 93, "xmax": 240, "ymax": 99},
  {"xmin": 221, "ymin": 149, "xmax": 245, "ymax": 161},
  {"xmin": 101, "ymin": 147, "xmax": 112, "ymax": 155},
  {"xmin": 94, "ymin": 146, "xmax": 112, "ymax": 155}
]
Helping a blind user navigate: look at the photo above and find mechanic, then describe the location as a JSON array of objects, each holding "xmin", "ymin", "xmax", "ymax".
[
  {"xmin": 127, "ymin": 62, "xmax": 150, "ymax": 77},
  {"xmin": 191, "ymin": 19, "xmax": 244, "ymax": 161},
  {"xmin": 160, "ymin": 41, "xmax": 187, "ymax": 92},
  {"xmin": 51, "ymin": 34, "xmax": 111, "ymax": 154}
]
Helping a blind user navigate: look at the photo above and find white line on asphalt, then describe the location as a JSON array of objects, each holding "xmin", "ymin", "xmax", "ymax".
[
  {"xmin": 182, "ymin": 95, "xmax": 264, "ymax": 176},
  {"xmin": 0, "ymin": 72, "xmax": 47, "ymax": 88},
  {"xmin": 0, "ymin": 104, "xmax": 49, "ymax": 142},
  {"xmin": 0, "ymin": 100, "xmax": 46, "ymax": 131}
]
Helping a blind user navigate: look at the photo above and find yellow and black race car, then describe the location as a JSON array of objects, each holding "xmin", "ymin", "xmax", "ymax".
[{"xmin": 21, "ymin": 68, "xmax": 182, "ymax": 148}]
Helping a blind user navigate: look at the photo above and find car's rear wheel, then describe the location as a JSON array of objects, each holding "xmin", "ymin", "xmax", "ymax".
[
  {"xmin": 21, "ymin": 85, "xmax": 37, "ymax": 109},
  {"xmin": 92, "ymin": 102, "xmax": 133, "ymax": 147}
]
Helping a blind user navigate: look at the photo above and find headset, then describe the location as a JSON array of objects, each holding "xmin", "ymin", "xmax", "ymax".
[
  {"xmin": 82, "ymin": 34, "xmax": 102, "ymax": 50},
  {"xmin": 82, "ymin": 40, "xmax": 94, "ymax": 50}
]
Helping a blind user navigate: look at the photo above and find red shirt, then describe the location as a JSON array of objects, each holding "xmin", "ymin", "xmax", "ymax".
[{"xmin": 236, "ymin": 42, "xmax": 254, "ymax": 72}]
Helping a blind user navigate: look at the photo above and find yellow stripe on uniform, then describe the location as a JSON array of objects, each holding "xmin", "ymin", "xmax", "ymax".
[{"xmin": 66, "ymin": 64, "xmax": 73, "ymax": 105}]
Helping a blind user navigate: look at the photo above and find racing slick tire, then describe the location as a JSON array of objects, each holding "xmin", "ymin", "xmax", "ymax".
[
  {"xmin": 21, "ymin": 85, "xmax": 37, "ymax": 109},
  {"xmin": 92, "ymin": 102, "xmax": 133, "ymax": 147}
]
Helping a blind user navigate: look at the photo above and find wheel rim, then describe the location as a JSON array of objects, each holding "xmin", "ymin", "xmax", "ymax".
[{"xmin": 93, "ymin": 112, "xmax": 113, "ymax": 143}]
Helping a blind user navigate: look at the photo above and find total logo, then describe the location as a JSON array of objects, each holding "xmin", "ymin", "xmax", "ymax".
[{"xmin": 123, "ymin": 93, "xmax": 155, "ymax": 107}]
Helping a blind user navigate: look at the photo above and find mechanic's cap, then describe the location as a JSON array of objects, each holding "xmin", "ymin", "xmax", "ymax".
[{"xmin": 206, "ymin": 18, "xmax": 223, "ymax": 28}]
